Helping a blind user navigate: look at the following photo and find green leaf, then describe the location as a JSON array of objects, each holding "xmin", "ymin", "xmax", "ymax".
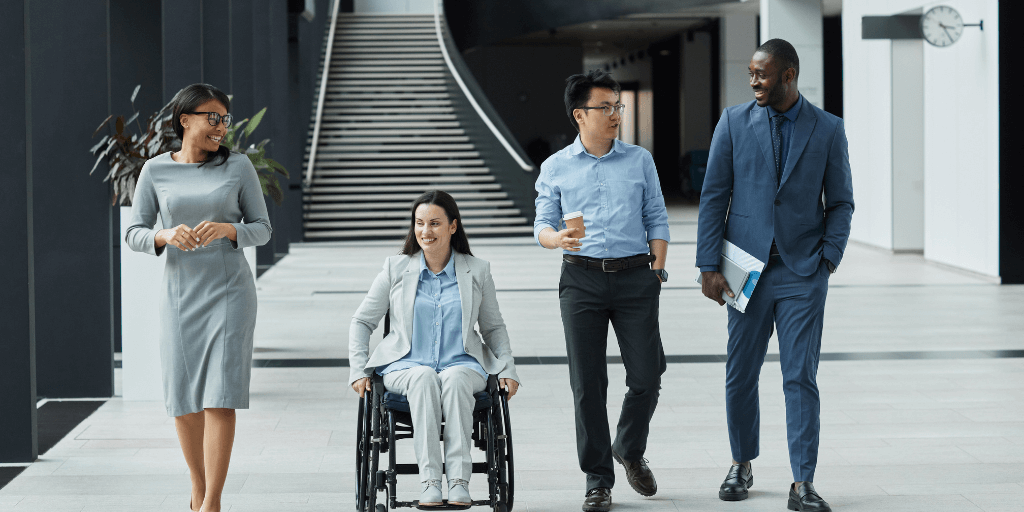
[
  {"xmin": 89, "ymin": 135, "xmax": 109, "ymax": 154},
  {"xmin": 131, "ymin": 85, "xmax": 140, "ymax": 104},
  {"xmin": 116, "ymin": 116, "xmax": 125, "ymax": 135},
  {"xmin": 244, "ymin": 107, "xmax": 267, "ymax": 138}
]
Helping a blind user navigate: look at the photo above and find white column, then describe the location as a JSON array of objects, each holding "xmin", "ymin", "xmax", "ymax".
[
  {"xmin": 760, "ymin": 0, "xmax": 823, "ymax": 108},
  {"xmin": 720, "ymin": 13, "xmax": 759, "ymax": 109},
  {"xmin": 890, "ymin": 39, "xmax": 924, "ymax": 252}
]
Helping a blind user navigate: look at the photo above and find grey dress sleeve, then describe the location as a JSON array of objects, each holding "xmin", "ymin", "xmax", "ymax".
[
  {"xmin": 349, "ymin": 258, "xmax": 393, "ymax": 384},
  {"xmin": 231, "ymin": 156, "xmax": 273, "ymax": 249},
  {"xmin": 125, "ymin": 163, "xmax": 165, "ymax": 257}
]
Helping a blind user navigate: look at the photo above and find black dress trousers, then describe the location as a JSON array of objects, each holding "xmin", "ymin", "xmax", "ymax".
[{"xmin": 559, "ymin": 261, "xmax": 666, "ymax": 491}]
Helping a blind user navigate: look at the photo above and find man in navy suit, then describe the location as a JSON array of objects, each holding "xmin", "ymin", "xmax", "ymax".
[{"xmin": 696, "ymin": 39, "xmax": 854, "ymax": 512}]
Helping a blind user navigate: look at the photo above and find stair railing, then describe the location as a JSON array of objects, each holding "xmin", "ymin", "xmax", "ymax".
[
  {"xmin": 433, "ymin": 0, "xmax": 534, "ymax": 172},
  {"xmin": 304, "ymin": 0, "xmax": 343, "ymax": 187}
]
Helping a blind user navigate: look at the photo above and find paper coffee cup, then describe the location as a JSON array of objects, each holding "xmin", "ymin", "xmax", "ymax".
[{"xmin": 563, "ymin": 211, "xmax": 585, "ymax": 238}]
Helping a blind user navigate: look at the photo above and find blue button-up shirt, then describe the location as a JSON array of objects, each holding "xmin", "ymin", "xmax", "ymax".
[
  {"xmin": 378, "ymin": 253, "xmax": 486, "ymax": 378},
  {"xmin": 534, "ymin": 136, "xmax": 670, "ymax": 258}
]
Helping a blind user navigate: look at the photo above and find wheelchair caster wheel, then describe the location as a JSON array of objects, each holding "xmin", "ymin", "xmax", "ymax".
[
  {"xmin": 375, "ymin": 504, "xmax": 386, "ymax": 512},
  {"xmin": 493, "ymin": 503, "xmax": 507, "ymax": 512}
]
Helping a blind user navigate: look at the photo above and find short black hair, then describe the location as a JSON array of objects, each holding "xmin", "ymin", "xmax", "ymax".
[
  {"xmin": 755, "ymin": 38, "xmax": 800, "ymax": 79},
  {"xmin": 564, "ymin": 69, "xmax": 621, "ymax": 132}
]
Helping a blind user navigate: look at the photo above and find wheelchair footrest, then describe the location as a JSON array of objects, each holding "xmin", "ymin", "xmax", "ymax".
[{"xmin": 403, "ymin": 499, "xmax": 487, "ymax": 510}]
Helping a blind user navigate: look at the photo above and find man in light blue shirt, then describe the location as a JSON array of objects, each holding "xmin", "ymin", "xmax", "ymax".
[{"xmin": 533, "ymin": 69, "xmax": 669, "ymax": 512}]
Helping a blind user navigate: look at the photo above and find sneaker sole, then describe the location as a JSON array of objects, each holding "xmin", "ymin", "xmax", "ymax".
[{"xmin": 611, "ymin": 452, "xmax": 657, "ymax": 497}]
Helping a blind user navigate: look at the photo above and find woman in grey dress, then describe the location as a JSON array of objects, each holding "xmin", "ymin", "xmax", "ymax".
[{"xmin": 125, "ymin": 83, "xmax": 272, "ymax": 512}]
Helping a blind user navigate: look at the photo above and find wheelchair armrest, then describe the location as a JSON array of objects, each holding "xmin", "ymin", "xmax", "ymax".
[
  {"xmin": 487, "ymin": 374, "xmax": 499, "ymax": 393},
  {"xmin": 372, "ymin": 373, "xmax": 385, "ymax": 396}
]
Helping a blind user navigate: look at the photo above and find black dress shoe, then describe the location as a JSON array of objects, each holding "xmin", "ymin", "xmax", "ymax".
[
  {"xmin": 719, "ymin": 463, "xmax": 753, "ymax": 501},
  {"xmin": 583, "ymin": 487, "xmax": 612, "ymax": 512},
  {"xmin": 612, "ymin": 452, "xmax": 657, "ymax": 496},
  {"xmin": 788, "ymin": 482, "xmax": 831, "ymax": 512}
]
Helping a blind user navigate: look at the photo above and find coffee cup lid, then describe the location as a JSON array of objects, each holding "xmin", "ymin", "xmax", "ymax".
[{"xmin": 563, "ymin": 211, "xmax": 583, "ymax": 220}]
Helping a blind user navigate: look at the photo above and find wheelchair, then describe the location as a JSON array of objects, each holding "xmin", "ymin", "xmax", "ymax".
[{"xmin": 355, "ymin": 371, "xmax": 515, "ymax": 511}]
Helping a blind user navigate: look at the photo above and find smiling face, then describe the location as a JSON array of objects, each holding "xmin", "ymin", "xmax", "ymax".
[
  {"xmin": 574, "ymin": 87, "xmax": 621, "ymax": 144},
  {"xmin": 414, "ymin": 203, "xmax": 457, "ymax": 257},
  {"xmin": 749, "ymin": 51, "xmax": 795, "ymax": 109},
  {"xmin": 180, "ymin": 99, "xmax": 228, "ymax": 155}
]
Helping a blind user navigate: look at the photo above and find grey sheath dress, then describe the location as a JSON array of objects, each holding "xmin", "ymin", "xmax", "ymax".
[{"xmin": 125, "ymin": 151, "xmax": 272, "ymax": 417}]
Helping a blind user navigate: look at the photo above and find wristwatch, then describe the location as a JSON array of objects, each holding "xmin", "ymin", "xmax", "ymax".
[{"xmin": 653, "ymin": 269, "xmax": 668, "ymax": 282}]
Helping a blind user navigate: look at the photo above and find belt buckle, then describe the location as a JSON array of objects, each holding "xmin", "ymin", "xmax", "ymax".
[{"xmin": 601, "ymin": 259, "xmax": 616, "ymax": 272}]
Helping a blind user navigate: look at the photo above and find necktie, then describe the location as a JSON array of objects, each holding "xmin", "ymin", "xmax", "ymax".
[{"xmin": 771, "ymin": 114, "xmax": 785, "ymax": 187}]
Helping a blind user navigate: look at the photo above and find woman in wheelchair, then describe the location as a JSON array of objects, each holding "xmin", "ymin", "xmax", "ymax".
[{"xmin": 349, "ymin": 190, "xmax": 520, "ymax": 508}]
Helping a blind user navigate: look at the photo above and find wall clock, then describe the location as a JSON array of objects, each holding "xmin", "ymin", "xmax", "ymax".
[{"xmin": 921, "ymin": 5, "xmax": 974, "ymax": 47}]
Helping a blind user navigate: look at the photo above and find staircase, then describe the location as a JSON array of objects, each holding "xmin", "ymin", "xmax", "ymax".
[{"xmin": 303, "ymin": 14, "xmax": 535, "ymax": 240}]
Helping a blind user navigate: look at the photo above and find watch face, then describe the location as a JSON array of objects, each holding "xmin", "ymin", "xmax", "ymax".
[{"xmin": 921, "ymin": 5, "xmax": 964, "ymax": 47}]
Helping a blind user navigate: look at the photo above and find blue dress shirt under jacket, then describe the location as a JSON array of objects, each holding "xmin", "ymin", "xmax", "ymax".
[
  {"xmin": 378, "ymin": 253, "xmax": 487, "ymax": 377},
  {"xmin": 534, "ymin": 136, "xmax": 671, "ymax": 259}
]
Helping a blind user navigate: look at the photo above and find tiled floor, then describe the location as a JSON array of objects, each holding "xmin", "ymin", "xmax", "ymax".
[{"xmin": 2, "ymin": 205, "xmax": 1022, "ymax": 511}]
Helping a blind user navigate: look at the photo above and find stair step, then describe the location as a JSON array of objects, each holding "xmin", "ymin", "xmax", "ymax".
[
  {"xmin": 328, "ymin": 81, "xmax": 446, "ymax": 87},
  {"xmin": 317, "ymin": 151, "xmax": 479, "ymax": 160},
  {"xmin": 316, "ymin": 144, "xmax": 475, "ymax": 152},
  {"xmin": 304, "ymin": 199, "xmax": 514, "ymax": 211},
  {"xmin": 321, "ymin": 115, "xmax": 457, "ymax": 122},
  {"xmin": 304, "ymin": 225, "xmax": 534, "ymax": 239},
  {"xmin": 326, "ymin": 92, "xmax": 449, "ymax": 98},
  {"xmin": 312, "ymin": 167, "xmax": 489, "ymax": 177},
  {"xmin": 336, "ymin": 54, "xmax": 442, "ymax": 60},
  {"xmin": 314, "ymin": 159, "xmax": 485, "ymax": 168},
  {"xmin": 312, "ymin": 136, "xmax": 469, "ymax": 144},
  {"xmin": 323, "ymin": 99, "xmax": 452, "ymax": 106},
  {"xmin": 311, "ymin": 175, "xmax": 493, "ymax": 185},
  {"xmin": 317, "ymin": 122, "xmax": 462, "ymax": 130},
  {"xmin": 305, "ymin": 208, "xmax": 520, "ymax": 220},
  {"xmin": 308, "ymin": 183, "xmax": 500, "ymax": 194},
  {"xmin": 323, "ymin": 107, "xmax": 453, "ymax": 114},
  {"xmin": 335, "ymin": 35, "xmax": 437, "ymax": 41},
  {"xmin": 313, "ymin": 129, "xmax": 464, "ymax": 136},
  {"xmin": 328, "ymin": 73, "xmax": 446, "ymax": 79},
  {"xmin": 332, "ymin": 42, "xmax": 441, "ymax": 48},
  {"xmin": 305, "ymin": 191, "xmax": 507, "ymax": 202},
  {"xmin": 329, "ymin": 66, "xmax": 446, "ymax": 73},
  {"xmin": 335, "ymin": 28, "xmax": 435, "ymax": 34},
  {"xmin": 305, "ymin": 216, "xmax": 527, "ymax": 230}
]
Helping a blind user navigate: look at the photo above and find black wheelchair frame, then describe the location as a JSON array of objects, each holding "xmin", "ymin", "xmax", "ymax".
[{"xmin": 355, "ymin": 313, "xmax": 515, "ymax": 512}]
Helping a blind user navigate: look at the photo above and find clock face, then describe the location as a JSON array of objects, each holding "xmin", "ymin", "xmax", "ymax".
[{"xmin": 921, "ymin": 5, "xmax": 964, "ymax": 47}]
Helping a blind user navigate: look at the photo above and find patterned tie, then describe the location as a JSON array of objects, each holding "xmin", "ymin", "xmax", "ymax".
[{"xmin": 771, "ymin": 114, "xmax": 785, "ymax": 187}]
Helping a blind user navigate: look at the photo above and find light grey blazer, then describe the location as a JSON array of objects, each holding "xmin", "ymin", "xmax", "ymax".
[{"xmin": 349, "ymin": 251, "xmax": 520, "ymax": 385}]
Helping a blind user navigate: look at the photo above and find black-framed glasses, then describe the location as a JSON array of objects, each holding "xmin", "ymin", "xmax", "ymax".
[
  {"xmin": 187, "ymin": 111, "xmax": 233, "ymax": 128},
  {"xmin": 578, "ymin": 103, "xmax": 626, "ymax": 116}
]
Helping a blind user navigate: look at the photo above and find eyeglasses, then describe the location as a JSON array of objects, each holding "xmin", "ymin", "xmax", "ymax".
[
  {"xmin": 187, "ymin": 111, "xmax": 233, "ymax": 128},
  {"xmin": 578, "ymin": 103, "xmax": 626, "ymax": 116}
]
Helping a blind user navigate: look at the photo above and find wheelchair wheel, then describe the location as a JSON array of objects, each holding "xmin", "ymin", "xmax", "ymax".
[
  {"xmin": 356, "ymin": 396, "xmax": 371, "ymax": 511},
  {"xmin": 491, "ymin": 390, "xmax": 515, "ymax": 511},
  {"xmin": 366, "ymin": 389, "xmax": 383, "ymax": 511}
]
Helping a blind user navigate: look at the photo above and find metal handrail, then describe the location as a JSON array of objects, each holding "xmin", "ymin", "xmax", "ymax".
[
  {"xmin": 304, "ymin": 0, "xmax": 342, "ymax": 186},
  {"xmin": 433, "ymin": 0, "xmax": 534, "ymax": 172}
]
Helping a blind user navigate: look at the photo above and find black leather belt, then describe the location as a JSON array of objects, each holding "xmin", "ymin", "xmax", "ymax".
[{"xmin": 563, "ymin": 254, "xmax": 655, "ymax": 272}]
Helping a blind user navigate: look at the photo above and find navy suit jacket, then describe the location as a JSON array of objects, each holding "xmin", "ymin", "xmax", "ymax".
[{"xmin": 696, "ymin": 97, "xmax": 854, "ymax": 277}]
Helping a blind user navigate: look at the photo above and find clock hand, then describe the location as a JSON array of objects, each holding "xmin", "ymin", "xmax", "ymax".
[{"xmin": 938, "ymin": 22, "xmax": 955, "ymax": 42}]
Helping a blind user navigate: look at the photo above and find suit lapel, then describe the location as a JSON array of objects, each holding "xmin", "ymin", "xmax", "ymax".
[
  {"xmin": 401, "ymin": 256, "xmax": 418, "ymax": 343},
  {"xmin": 455, "ymin": 252, "xmax": 473, "ymax": 346},
  {"xmin": 779, "ymin": 98, "xmax": 817, "ymax": 189},
  {"xmin": 749, "ymin": 105, "xmax": 778, "ymax": 187}
]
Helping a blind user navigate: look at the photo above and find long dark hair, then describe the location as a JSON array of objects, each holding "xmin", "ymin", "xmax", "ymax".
[
  {"xmin": 400, "ymin": 190, "xmax": 472, "ymax": 256},
  {"xmin": 169, "ymin": 83, "xmax": 232, "ymax": 167}
]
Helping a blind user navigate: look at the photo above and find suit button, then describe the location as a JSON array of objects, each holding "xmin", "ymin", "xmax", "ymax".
[{"xmin": 774, "ymin": 200, "xmax": 781, "ymax": 206}]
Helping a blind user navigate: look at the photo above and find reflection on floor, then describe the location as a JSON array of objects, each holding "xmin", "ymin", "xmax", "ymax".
[{"xmin": 1, "ymin": 205, "xmax": 1022, "ymax": 511}]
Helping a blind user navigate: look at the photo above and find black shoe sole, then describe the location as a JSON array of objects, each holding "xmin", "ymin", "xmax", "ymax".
[
  {"xmin": 582, "ymin": 504, "xmax": 611, "ymax": 512},
  {"xmin": 788, "ymin": 497, "xmax": 831, "ymax": 512},
  {"xmin": 612, "ymin": 452, "xmax": 657, "ymax": 497}
]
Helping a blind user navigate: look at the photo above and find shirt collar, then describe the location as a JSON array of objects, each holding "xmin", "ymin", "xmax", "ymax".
[
  {"xmin": 419, "ymin": 251, "xmax": 456, "ymax": 279},
  {"xmin": 570, "ymin": 135, "xmax": 624, "ymax": 158},
  {"xmin": 767, "ymin": 94, "xmax": 803, "ymax": 123}
]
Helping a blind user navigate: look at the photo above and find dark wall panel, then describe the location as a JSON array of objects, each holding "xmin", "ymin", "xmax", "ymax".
[
  {"xmin": 461, "ymin": 45, "xmax": 582, "ymax": 167},
  {"xmin": 203, "ymin": 0, "xmax": 232, "ymax": 90},
  {"xmin": 651, "ymin": 35, "xmax": 681, "ymax": 195},
  {"xmin": 999, "ymin": 1, "xmax": 1021, "ymax": 284},
  {"xmin": 0, "ymin": 0, "xmax": 38, "ymax": 462},
  {"xmin": 28, "ymin": 0, "xmax": 113, "ymax": 398},
  {"xmin": 162, "ymin": 0, "xmax": 204, "ymax": 102}
]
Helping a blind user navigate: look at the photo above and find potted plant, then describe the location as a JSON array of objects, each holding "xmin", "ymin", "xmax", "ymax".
[{"xmin": 92, "ymin": 86, "xmax": 289, "ymax": 401}]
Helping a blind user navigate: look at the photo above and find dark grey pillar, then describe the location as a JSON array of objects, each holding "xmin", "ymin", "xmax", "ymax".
[
  {"xmin": 999, "ymin": 1, "xmax": 1022, "ymax": 284},
  {"xmin": 162, "ymin": 0, "xmax": 204, "ymax": 102},
  {"xmin": 0, "ymin": 0, "xmax": 38, "ymax": 463},
  {"xmin": 27, "ymin": 0, "xmax": 114, "ymax": 398}
]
